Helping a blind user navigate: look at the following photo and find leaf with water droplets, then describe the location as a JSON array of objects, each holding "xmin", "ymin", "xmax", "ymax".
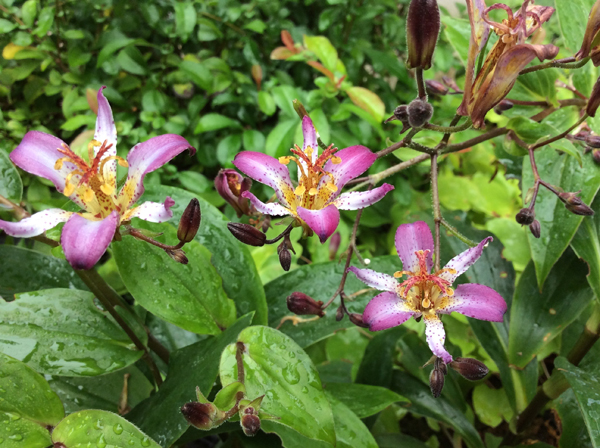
[
  {"xmin": 219, "ymin": 326, "xmax": 336, "ymax": 445},
  {"xmin": 0, "ymin": 148, "xmax": 22, "ymax": 203},
  {"xmin": 51, "ymin": 410, "xmax": 161, "ymax": 448}
]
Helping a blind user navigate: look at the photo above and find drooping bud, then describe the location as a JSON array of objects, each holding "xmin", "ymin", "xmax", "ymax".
[
  {"xmin": 449, "ymin": 357, "xmax": 489, "ymax": 381},
  {"xmin": 407, "ymin": 99, "xmax": 434, "ymax": 128},
  {"xmin": 335, "ymin": 305, "xmax": 344, "ymax": 321},
  {"xmin": 277, "ymin": 241, "xmax": 292, "ymax": 271},
  {"xmin": 593, "ymin": 149, "xmax": 600, "ymax": 165},
  {"xmin": 241, "ymin": 413, "xmax": 261, "ymax": 437},
  {"xmin": 349, "ymin": 313, "xmax": 369, "ymax": 328},
  {"xmin": 166, "ymin": 248, "xmax": 189, "ymax": 264},
  {"xmin": 586, "ymin": 134, "xmax": 600, "ymax": 148},
  {"xmin": 529, "ymin": 220, "xmax": 541, "ymax": 239},
  {"xmin": 515, "ymin": 208, "xmax": 535, "ymax": 226},
  {"xmin": 429, "ymin": 364, "xmax": 445, "ymax": 398},
  {"xmin": 425, "ymin": 79, "xmax": 448, "ymax": 96},
  {"xmin": 493, "ymin": 99, "xmax": 514, "ymax": 114},
  {"xmin": 442, "ymin": 76, "xmax": 462, "ymax": 93},
  {"xmin": 261, "ymin": 215, "xmax": 272, "ymax": 233},
  {"xmin": 177, "ymin": 199, "xmax": 201, "ymax": 243},
  {"xmin": 384, "ymin": 105, "xmax": 412, "ymax": 134},
  {"xmin": 286, "ymin": 292, "xmax": 325, "ymax": 317},
  {"xmin": 227, "ymin": 222, "xmax": 267, "ymax": 246},
  {"xmin": 215, "ymin": 169, "xmax": 252, "ymax": 217},
  {"xmin": 328, "ymin": 232, "xmax": 341, "ymax": 261},
  {"xmin": 181, "ymin": 402, "xmax": 221, "ymax": 430},
  {"xmin": 558, "ymin": 192, "xmax": 595, "ymax": 216},
  {"xmin": 406, "ymin": 0, "xmax": 441, "ymax": 70},
  {"xmin": 588, "ymin": 76, "xmax": 600, "ymax": 117}
]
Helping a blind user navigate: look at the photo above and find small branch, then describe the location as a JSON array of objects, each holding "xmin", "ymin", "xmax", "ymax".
[
  {"xmin": 519, "ymin": 56, "xmax": 589, "ymax": 75},
  {"xmin": 416, "ymin": 68, "xmax": 427, "ymax": 100},
  {"xmin": 442, "ymin": 127, "xmax": 509, "ymax": 154},
  {"xmin": 440, "ymin": 218, "xmax": 478, "ymax": 247},
  {"xmin": 431, "ymin": 153, "xmax": 442, "ymax": 272},
  {"xmin": 436, "ymin": 114, "xmax": 462, "ymax": 150},
  {"xmin": 126, "ymin": 227, "xmax": 184, "ymax": 251},
  {"xmin": 376, "ymin": 128, "xmax": 421, "ymax": 159},
  {"xmin": 424, "ymin": 118, "xmax": 472, "ymax": 134},
  {"xmin": 265, "ymin": 221, "xmax": 295, "ymax": 245},
  {"xmin": 235, "ymin": 341, "xmax": 245, "ymax": 384},
  {"xmin": 0, "ymin": 195, "xmax": 28, "ymax": 220},
  {"xmin": 347, "ymin": 153, "xmax": 429, "ymax": 192},
  {"xmin": 529, "ymin": 114, "xmax": 588, "ymax": 151}
]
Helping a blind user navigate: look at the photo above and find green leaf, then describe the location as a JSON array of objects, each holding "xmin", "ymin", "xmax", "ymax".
[
  {"xmin": 180, "ymin": 60, "xmax": 212, "ymax": 91},
  {"xmin": 52, "ymin": 410, "xmax": 161, "ymax": 448},
  {"xmin": 194, "ymin": 113, "xmax": 240, "ymax": 134},
  {"xmin": 244, "ymin": 19, "xmax": 266, "ymax": 34},
  {"xmin": 523, "ymin": 147, "xmax": 600, "ymax": 287},
  {"xmin": 219, "ymin": 326, "xmax": 336, "ymax": 445},
  {"xmin": 33, "ymin": 6, "xmax": 54, "ymax": 36},
  {"xmin": 216, "ymin": 133, "xmax": 242, "ymax": 167},
  {"xmin": 0, "ymin": 18, "xmax": 17, "ymax": 34},
  {"xmin": 113, "ymin": 221, "xmax": 236, "ymax": 335},
  {"xmin": 376, "ymin": 434, "xmax": 430, "ymax": 448},
  {"xmin": 265, "ymin": 119, "xmax": 297, "ymax": 158},
  {"xmin": 21, "ymin": 0, "xmax": 37, "ymax": 28},
  {"xmin": 356, "ymin": 327, "xmax": 405, "ymax": 388},
  {"xmin": 64, "ymin": 29, "xmax": 85, "ymax": 39},
  {"xmin": 126, "ymin": 314, "xmax": 254, "ymax": 447},
  {"xmin": 555, "ymin": 356, "xmax": 600, "ymax": 446},
  {"xmin": 242, "ymin": 129, "xmax": 266, "ymax": 152},
  {"xmin": 0, "ymin": 246, "xmax": 86, "ymax": 298},
  {"xmin": 0, "ymin": 149, "xmax": 22, "ymax": 202},
  {"xmin": 472, "ymin": 384, "xmax": 514, "ymax": 427},
  {"xmin": 509, "ymin": 250, "xmax": 593, "ymax": 368},
  {"xmin": 0, "ymin": 415, "xmax": 52, "ymax": 448},
  {"xmin": 571, "ymin": 194, "xmax": 600, "ymax": 300},
  {"xmin": 96, "ymin": 37, "xmax": 135, "ymax": 67},
  {"xmin": 271, "ymin": 85, "xmax": 298, "ymax": 117},
  {"xmin": 512, "ymin": 69, "xmax": 558, "ymax": 105},
  {"xmin": 324, "ymin": 394, "xmax": 378, "ymax": 448},
  {"xmin": 258, "ymin": 91, "xmax": 276, "ymax": 116},
  {"xmin": 136, "ymin": 186, "xmax": 268, "ymax": 325},
  {"xmin": 304, "ymin": 35, "xmax": 338, "ymax": 72},
  {"xmin": 324, "ymin": 383, "xmax": 407, "ymax": 418},
  {"xmin": 117, "ymin": 45, "xmax": 147, "ymax": 75},
  {"xmin": 0, "ymin": 289, "xmax": 145, "ymax": 376},
  {"xmin": 555, "ymin": 0, "xmax": 592, "ymax": 53},
  {"xmin": 345, "ymin": 86, "xmax": 385, "ymax": 123},
  {"xmin": 60, "ymin": 114, "xmax": 95, "ymax": 131},
  {"xmin": 554, "ymin": 389, "xmax": 593, "ymax": 448},
  {"xmin": 441, "ymin": 16, "xmax": 471, "ymax": 66},
  {"xmin": 174, "ymin": 2, "xmax": 197, "ymax": 42}
]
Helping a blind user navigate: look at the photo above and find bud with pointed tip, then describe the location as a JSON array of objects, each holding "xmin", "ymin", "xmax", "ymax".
[
  {"xmin": 227, "ymin": 222, "xmax": 267, "ymax": 246},
  {"xmin": 181, "ymin": 402, "xmax": 221, "ymax": 430},
  {"xmin": 407, "ymin": 99, "xmax": 434, "ymax": 128},
  {"xmin": 215, "ymin": 169, "xmax": 252, "ymax": 217},
  {"xmin": 277, "ymin": 242, "xmax": 292, "ymax": 271},
  {"xmin": 384, "ymin": 105, "xmax": 412, "ymax": 134},
  {"xmin": 593, "ymin": 149, "xmax": 600, "ymax": 165},
  {"xmin": 287, "ymin": 292, "xmax": 325, "ymax": 317},
  {"xmin": 406, "ymin": 0, "xmax": 441, "ymax": 70},
  {"xmin": 515, "ymin": 208, "xmax": 535, "ymax": 226},
  {"xmin": 529, "ymin": 220, "xmax": 541, "ymax": 239},
  {"xmin": 493, "ymin": 99, "xmax": 514, "ymax": 114},
  {"xmin": 449, "ymin": 357, "xmax": 489, "ymax": 381},
  {"xmin": 426, "ymin": 79, "xmax": 448, "ymax": 96},
  {"xmin": 558, "ymin": 192, "xmax": 595, "ymax": 216},
  {"xmin": 178, "ymin": 199, "xmax": 201, "ymax": 243},
  {"xmin": 336, "ymin": 305, "xmax": 344, "ymax": 321},
  {"xmin": 329, "ymin": 232, "xmax": 341, "ymax": 261},
  {"xmin": 166, "ymin": 248, "xmax": 189, "ymax": 264},
  {"xmin": 241, "ymin": 413, "xmax": 261, "ymax": 437},
  {"xmin": 588, "ymin": 77, "xmax": 600, "ymax": 117},
  {"xmin": 586, "ymin": 135, "xmax": 600, "ymax": 148},
  {"xmin": 429, "ymin": 365, "xmax": 445, "ymax": 398},
  {"xmin": 349, "ymin": 313, "xmax": 369, "ymax": 328}
]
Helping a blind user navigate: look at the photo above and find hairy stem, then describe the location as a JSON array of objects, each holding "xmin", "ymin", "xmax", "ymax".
[
  {"xmin": 519, "ymin": 56, "xmax": 589, "ymax": 75},
  {"xmin": 424, "ymin": 118, "xmax": 472, "ymax": 134},
  {"xmin": 416, "ymin": 67, "xmax": 426, "ymax": 100},
  {"xmin": 529, "ymin": 114, "xmax": 588, "ymax": 151},
  {"xmin": 376, "ymin": 128, "xmax": 421, "ymax": 159},
  {"xmin": 347, "ymin": 153, "xmax": 430, "ymax": 192},
  {"xmin": 440, "ymin": 218, "xmax": 478, "ymax": 247},
  {"xmin": 431, "ymin": 153, "xmax": 442, "ymax": 271}
]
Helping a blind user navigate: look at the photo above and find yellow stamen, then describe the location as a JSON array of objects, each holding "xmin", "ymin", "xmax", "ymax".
[
  {"xmin": 308, "ymin": 187, "xmax": 318, "ymax": 196},
  {"xmin": 84, "ymin": 188, "xmax": 95, "ymax": 202},
  {"xmin": 100, "ymin": 183, "xmax": 115, "ymax": 196},
  {"xmin": 422, "ymin": 298, "xmax": 431, "ymax": 308},
  {"xmin": 394, "ymin": 270, "xmax": 414, "ymax": 278},
  {"xmin": 279, "ymin": 157, "xmax": 291, "ymax": 165},
  {"xmin": 305, "ymin": 146, "xmax": 313, "ymax": 158},
  {"xmin": 445, "ymin": 287, "xmax": 454, "ymax": 296},
  {"xmin": 325, "ymin": 182, "xmax": 338, "ymax": 193},
  {"xmin": 295, "ymin": 185, "xmax": 306, "ymax": 196},
  {"xmin": 64, "ymin": 183, "xmax": 75, "ymax": 197},
  {"xmin": 88, "ymin": 139, "xmax": 102, "ymax": 162},
  {"xmin": 331, "ymin": 156, "xmax": 342, "ymax": 164}
]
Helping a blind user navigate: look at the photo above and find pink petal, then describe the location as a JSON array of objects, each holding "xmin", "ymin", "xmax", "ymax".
[
  {"xmin": 439, "ymin": 283, "xmax": 507, "ymax": 322},
  {"xmin": 439, "ymin": 237, "xmax": 492, "ymax": 283},
  {"xmin": 296, "ymin": 204, "xmax": 340, "ymax": 243},
  {"xmin": 0, "ymin": 209, "xmax": 72, "ymax": 238},
  {"xmin": 329, "ymin": 183, "xmax": 394, "ymax": 210},
  {"xmin": 61, "ymin": 211, "xmax": 119, "ymax": 270},
  {"xmin": 233, "ymin": 151, "xmax": 295, "ymax": 208},
  {"xmin": 424, "ymin": 315, "xmax": 453, "ymax": 363},
  {"xmin": 241, "ymin": 191, "xmax": 291, "ymax": 216},
  {"xmin": 94, "ymin": 86, "xmax": 118, "ymax": 179},
  {"xmin": 121, "ymin": 134, "xmax": 196, "ymax": 207},
  {"xmin": 395, "ymin": 221, "xmax": 434, "ymax": 273},
  {"xmin": 124, "ymin": 198, "xmax": 175, "ymax": 223},
  {"xmin": 363, "ymin": 291, "xmax": 415, "ymax": 331},
  {"xmin": 321, "ymin": 145, "xmax": 376, "ymax": 191},
  {"xmin": 347, "ymin": 266, "xmax": 398, "ymax": 292}
]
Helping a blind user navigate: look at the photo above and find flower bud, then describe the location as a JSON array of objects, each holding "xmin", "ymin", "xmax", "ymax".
[
  {"xmin": 442, "ymin": 76, "xmax": 461, "ymax": 93},
  {"xmin": 166, "ymin": 248, "xmax": 189, "ymax": 264},
  {"xmin": 406, "ymin": 0, "xmax": 441, "ymax": 70},
  {"xmin": 181, "ymin": 402, "xmax": 221, "ymax": 430},
  {"xmin": 593, "ymin": 149, "xmax": 600, "ymax": 165},
  {"xmin": 449, "ymin": 357, "xmax": 489, "ymax": 381},
  {"xmin": 426, "ymin": 79, "xmax": 448, "ymax": 96},
  {"xmin": 241, "ymin": 413, "xmax": 261, "ymax": 437},
  {"xmin": 493, "ymin": 99, "xmax": 514, "ymax": 114},
  {"xmin": 335, "ymin": 305, "xmax": 344, "ymax": 321},
  {"xmin": 277, "ymin": 242, "xmax": 292, "ymax": 271},
  {"xmin": 215, "ymin": 169, "xmax": 252, "ymax": 217},
  {"xmin": 529, "ymin": 220, "xmax": 541, "ymax": 239},
  {"xmin": 286, "ymin": 292, "xmax": 325, "ymax": 317},
  {"xmin": 328, "ymin": 232, "xmax": 341, "ymax": 261},
  {"xmin": 227, "ymin": 222, "xmax": 266, "ymax": 246},
  {"xmin": 586, "ymin": 135, "xmax": 600, "ymax": 149},
  {"xmin": 429, "ymin": 365, "xmax": 445, "ymax": 398},
  {"xmin": 261, "ymin": 215, "xmax": 272, "ymax": 233},
  {"xmin": 407, "ymin": 99, "xmax": 434, "ymax": 128},
  {"xmin": 558, "ymin": 192, "xmax": 595, "ymax": 216},
  {"xmin": 515, "ymin": 208, "xmax": 535, "ymax": 226},
  {"xmin": 588, "ymin": 76, "xmax": 600, "ymax": 117},
  {"xmin": 177, "ymin": 199, "xmax": 201, "ymax": 243},
  {"xmin": 349, "ymin": 313, "xmax": 369, "ymax": 328}
]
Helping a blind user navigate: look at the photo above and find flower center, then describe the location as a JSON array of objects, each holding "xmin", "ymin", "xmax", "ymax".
[{"xmin": 394, "ymin": 250, "xmax": 457, "ymax": 313}]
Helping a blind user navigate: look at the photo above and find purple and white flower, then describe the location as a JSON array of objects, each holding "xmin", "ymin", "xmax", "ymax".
[
  {"xmin": 233, "ymin": 116, "xmax": 394, "ymax": 243},
  {"xmin": 348, "ymin": 221, "xmax": 507, "ymax": 363},
  {"xmin": 0, "ymin": 87, "xmax": 195, "ymax": 270}
]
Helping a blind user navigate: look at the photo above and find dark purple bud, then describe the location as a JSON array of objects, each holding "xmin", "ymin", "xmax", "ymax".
[
  {"xmin": 429, "ymin": 365, "xmax": 445, "ymax": 398},
  {"xmin": 425, "ymin": 79, "xmax": 448, "ymax": 96},
  {"xmin": 529, "ymin": 220, "xmax": 541, "ymax": 239},
  {"xmin": 335, "ymin": 305, "xmax": 344, "ymax": 321},
  {"xmin": 407, "ymin": 99, "xmax": 434, "ymax": 128},
  {"xmin": 166, "ymin": 248, "xmax": 189, "ymax": 264},
  {"xmin": 493, "ymin": 99, "xmax": 514, "ymax": 114},
  {"xmin": 442, "ymin": 76, "xmax": 462, "ymax": 92},
  {"xmin": 215, "ymin": 169, "xmax": 251, "ymax": 217},
  {"xmin": 329, "ymin": 232, "xmax": 341, "ymax": 261},
  {"xmin": 593, "ymin": 149, "xmax": 600, "ymax": 165},
  {"xmin": 349, "ymin": 313, "xmax": 369, "ymax": 328},
  {"xmin": 227, "ymin": 222, "xmax": 267, "ymax": 246},
  {"xmin": 181, "ymin": 402, "xmax": 219, "ymax": 430},
  {"xmin": 261, "ymin": 215, "xmax": 272, "ymax": 233},
  {"xmin": 515, "ymin": 208, "xmax": 535, "ymax": 226},
  {"xmin": 558, "ymin": 192, "xmax": 595, "ymax": 216},
  {"xmin": 449, "ymin": 357, "xmax": 489, "ymax": 381},
  {"xmin": 586, "ymin": 135, "xmax": 600, "ymax": 148},
  {"xmin": 177, "ymin": 199, "xmax": 201, "ymax": 243},
  {"xmin": 406, "ymin": 0, "xmax": 441, "ymax": 70},
  {"xmin": 587, "ymin": 76, "xmax": 600, "ymax": 117},
  {"xmin": 571, "ymin": 130, "xmax": 591, "ymax": 142},
  {"xmin": 286, "ymin": 292, "xmax": 325, "ymax": 317},
  {"xmin": 241, "ymin": 414, "xmax": 261, "ymax": 437},
  {"xmin": 277, "ymin": 242, "xmax": 292, "ymax": 271}
]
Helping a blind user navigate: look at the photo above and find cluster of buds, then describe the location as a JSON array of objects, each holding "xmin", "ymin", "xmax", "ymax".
[
  {"xmin": 429, "ymin": 357, "xmax": 489, "ymax": 398},
  {"xmin": 385, "ymin": 99, "xmax": 434, "ymax": 133},
  {"xmin": 515, "ymin": 207, "xmax": 540, "ymax": 239},
  {"xmin": 558, "ymin": 191, "xmax": 594, "ymax": 216}
]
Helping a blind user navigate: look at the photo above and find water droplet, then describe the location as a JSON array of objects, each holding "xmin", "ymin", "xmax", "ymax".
[
  {"xmin": 141, "ymin": 437, "xmax": 151, "ymax": 447},
  {"xmin": 282, "ymin": 365, "xmax": 300, "ymax": 385},
  {"xmin": 97, "ymin": 434, "xmax": 107, "ymax": 448},
  {"xmin": 301, "ymin": 386, "xmax": 308, "ymax": 394},
  {"xmin": 8, "ymin": 434, "xmax": 22, "ymax": 441},
  {"xmin": 113, "ymin": 424, "xmax": 123, "ymax": 435}
]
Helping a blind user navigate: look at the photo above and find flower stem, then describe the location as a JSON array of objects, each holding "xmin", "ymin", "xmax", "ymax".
[
  {"xmin": 346, "ymin": 153, "xmax": 429, "ymax": 192},
  {"xmin": 440, "ymin": 218, "xmax": 478, "ymax": 247},
  {"xmin": 431, "ymin": 153, "xmax": 442, "ymax": 272},
  {"xmin": 416, "ymin": 67, "xmax": 427, "ymax": 100},
  {"xmin": 442, "ymin": 127, "xmax": 509, "ymax": 154},
  {"xmin": 376, "ymin": 128, "xmax": 421, "ymax": 159},
  {"xmin": 519, "ymin": 56, "xmax": 589, "ymax": 75},
  {"xmin": 424, "ymin": 118, "xmax": 472, "ymax": 134},
  {"xmin": 529, "ymin": 114, "xmax": 588, "ymax": 151}
]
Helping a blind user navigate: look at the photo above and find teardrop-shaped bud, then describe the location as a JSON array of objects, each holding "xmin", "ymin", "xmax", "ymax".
[
  {"xmin": 407, "ymin": 99, "xmax": 434, "ymax": 128},
  {"xmin": 449, "ymin": 357, "xmax": 489, "ymax": 381},
  {"xmin": 586, "ymin": 134, "xmax": 600, "ymax": 148},
  {"xmin": 227, "ymin": 222, "xmax": 267, "ymax": 246},
  {"xmin": 588, "ymin": 76, "xmax": 600, "ymax": 117},
  {"xmin": 328, "ymin": 231, "xmax": 341, "ymax": 261},
  {"xmin": 181, "ymin": 402, "xmax": 220, "ymax": 430},
  {"xmin": 529, "ymin": 220, "xmax": 541, "ymax": 239},
  {"xmin": 406, "ymin": 0, "xmax": 441, "ymax": 70},
  {"xmin": 277, "ymin": 242, "xmax": 292, "ymax": 271},
  {"xmin": 241, "ymin": 414, "xmax": 261, "ymax": 437},
  {"xmin": 493, "ymin": 99, "xmax": 514, "ymax": 114},
  {"xmin": 558, "ymin": 192, "xmax": 595, "ymax": 216},
  {"xmin": 515, "ymin": 208, "xmax": 535, "ymax": 226},
  {"xmin": 336, "ymin": 305, "xmax": 344, "ymax": 321},
  {"xmin": 426, "ymin": 79, "xmax": 448, "ymax": 96},
  {"xmin": 177, "ymin": 199, "xmax": 201, "ymax": 243},
  {"xmin": 286, "ymin": 292, "xmax": 325, "ymax": 317},
  {"xmin": 166, "ymin": 248, "xmax": 189, "ymax": 265},
  {"xmin": 429, "ymin": 365, "xmax": 445, "ymax": 398}
]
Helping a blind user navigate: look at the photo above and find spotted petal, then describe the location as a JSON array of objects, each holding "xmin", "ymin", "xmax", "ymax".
[
  {"xmin": 241, "ymin": 191, "xmax": 291, "ymax": 216},
  {"xmin": 424, "ymin": 315, "xmax": 452, "ymax": 363},
  {"xmin": 439, "ymin": 237, "xmax": 492, "ymax": 283},
  {"xmin": 299, "ymin": 116, "xmax": 319, "ymax": 180},
  {"xmin": 363, "ymin": 291, "xmax": 415, "ymax": 331},
  {"xmin": 122, "ymin": 197, "xmax": 176, "ymax": 223},
  {"xmin": 321, "ymin": 145, "xmax": 376, "ymax": 191},
  {"xmin": 439, "ymin": 283, "xmax": 506, "ymax": 322},
  {"xmin": 329, "ymin": 183, "xmax": 394, "ymax": 210},
  {"xmin": 348, "ymin": 266, "xmax": 397, "ymax": 292},
  {"xmin": 0, "ymin": 209, "xmax": 72, "ymax": 238},
  {"xmin": 395, "ymin": 221, "xmax": 434, "ymax": 273},
  {"xmin": 297, "ymin": 204, "xmax": 339, "ymax": 243},
  {"xmin": 61, "ymin": 211, "xmax": 119, "ymax": 270},
  {"xmin": 94, "ymin": 86, "xmax": 118, "ymax": 182}
]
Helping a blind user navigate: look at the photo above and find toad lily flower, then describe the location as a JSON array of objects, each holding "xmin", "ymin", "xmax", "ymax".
[
  {"xmin": 348, "ymin": 221, "xmax": 507, "ymax": 363},
  {"xmin": 0, "ymin": 87, "xmax": 195, "ymax": 270},
  {"xmin": 233, "ymin": 116, "xmax": 394, "ymax": 243}
]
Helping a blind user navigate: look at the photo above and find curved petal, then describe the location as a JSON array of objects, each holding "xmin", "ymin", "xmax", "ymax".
[
  {"xmin": 299, "ymin": 116, "xmax": 318, "ymax": 179},
  {"xmin": 363, "ymin": 291, "xmax": 415, "ymax": 331},
  {"xmin": 439, "ymin": 237, "xmax": 492, "ymax": 283},
  {"xmin": 576, "ymin": 0, "xmax": 600, "ymax": 60},
  {"xmin": 395, "ymin": 221, "xmax": 434, "ymax": 273},
  {"xmin": 233, "ymin": 151, "xmax": 295, "ymax": 207},
  {"xmin": 297, "ymin": 205, "xmax": 339, "ymax": 243},
  {"xmin": 348, "ymin": 266, "xmax": 398, "ymax": 292},
  {"xmin": 320, "ymin": 145, "xmax": 376, "ymax": 191},
  {"xmin": 61, "ymin": 211, "xmax": 119, "ymax": 270},
  {"xmin": 0, "ymin": 209, "xmax": 72, "ymax": 238},
  {"xmin": 439, "ymin": 283, "xmax": 507, "ymax": 322},
  {"xmin": 329, "ymin": 183, "xmax": 394, "ymax": 210},
  {"xmin": 424, "ymin": 315, "xmax": 453, "ymax": 363},
  {"xmin": 94, "ymin": 86, "xmax": 118, "ymax": 181},
  {"xmin": 122, "ymin": 197, "xmax": 175, "ymax": 223},
  {"xmin": 119, "ymin": 134, "xmax": 195, "ymax": 208},
  {"xmin": 241, "ymin": 191, "xmax": 291, "ymax": 216}
]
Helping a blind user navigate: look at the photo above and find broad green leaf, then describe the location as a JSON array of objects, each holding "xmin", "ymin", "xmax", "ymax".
[
  {"xmin": 376, "ymin": 434, "xmax": 430, "ymax": 448},
  {"xmin": 555, "ymin": 0, "xmax": 592, "ymax": 53},
  {"xmin": 271, "ymin": 85, "xmax": 298, "ymax": 117},
  {"xmin": 391, "ymin": 371, "xmax": 484, "ymax": 448},
  {"xmin": 512, "ymin": 69, "xmax": 558, "ymax": 105},
  {"xmin": 0, "ymin": 18, "xmax": 17, "ymax": 34},
  {"xmin": 485, "ymin": 218, "xmax": 531, "ymax": 271},
  {"xmin": 265, "ymin": 119, "xmax": 297, "ymax": 158},
  {"xmin": 258, "ymin": 91, "xmax": 276, "ymax": 116},
  {"xmin": 441, "ymin": 16, "xmax": 471, "ymax": 66},
  {"xmin": 324, "ymin": 383, "xmax": 407, "ymax": 418},
  {"xmin": 34, "ymin": 7, "xmax": 54, "ymax": 37},
  {"xmin": 555, "ymin": 356, "xmax": 600, "ymax": 446},
  {"xmin": 140, "ymin": 186, "xmax": 267, "ymax": 325},
  {"xmin": 571, "ymin": 194, "xmax": 600, "ymax": 300},
  {"xmin": 0, "ymin": 289, "xmax": 145, "ymax": 376},
  {"xmin": 219, "ymin": 326, "xmax": 336, "ymax": 445},
  {"xmin": 113, "ymin": 221, "xmax": 236, "ymax": 335},
  {"xmin": 127, "ymin": 314, "xmax": 253, "ymax": 448},
  {"xmin": 242, "ymin": 129, "xmax": 266, "ymax": 152},
  {"xmin": 60, "ymin": 114, "xmax": 95, "ymax": 131},
  {"xmin": 63, "ymin": 29, "xmax": 85, "ymax": 39},
  {"xmin": 523, "ymin": 146, "xmax": 600, "ymax": 287},
  {"xmin": 345, "ymin": 86, "xmax": 385, "ymax": 123},
  {"xmin": 0, "ymin": 149, "xmax": 22, "ymax": 202},
  {"xmin": 0, "ymin": 416, "xmax": 51, "ymax": 448},
  {"xmin": 21, "ymin": 0, "xmax": 37, "ymax": 28},
  {"xmin": 174, "ymin": 2, "xmax": 196, "ymax": 42},
  {"xmin": 117, "ymin": 46, "xmax": 147, "ymax": 75},
  {"xmin": 180, "ymin": 60, "xmax": 212, "ymax": 91},
  {"xmin": 0, "ymin": 246, "xmax": 86, "ymax": 298},
  {"xmin": 96, "ymin": 37, "xmax": 135, "ymax": 67},
  {"xmin": 244, "ymin": 19, "xmax": 266, "ymax": 34},
  {"xmin": 554, "ymin": 389, "xmax": 593, "ymax": 448},
  {"xmin": 304, "ymin": 35, "xmax": 338, "ymax": 72},
  {"xmin": 509, "ymin": 250, "xmax": 593, "ymax": 368},
  {"xmin": 356, "ymin": 327, "xmax": 406, "ymax": 388},
  {"xmin": 52, "ymin": 410, "xmax": 160, "ymax": 448},
  {"xmin": 194, "ymin": 113, "xmax": 240, "ymax": 134},
  {"xmin": 472, "ymin": 384, "xmax": 513, "ymax": 427}
]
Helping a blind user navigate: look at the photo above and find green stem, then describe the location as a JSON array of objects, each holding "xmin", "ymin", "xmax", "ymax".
[
  {"xmin": 440, "ymin": 218, "xmax": 478, "ymax": 247},
  {"xmin": 347, "ymin": 153, "xmax": 429, "ymax": 192},
  {"xmin": 423, "ymin": 118, "xmax": 472, "ymax": 134},
  {"xmin": 431, "ymin": 153, "xmax": 441, "ymax": 272},
  {"xmin": 416, "ymin": 67, "xmax": 426, "ymax": 100},
  {"xmin": 519, "ymin": 56, "xmax": 589, "ymax": 75}
]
